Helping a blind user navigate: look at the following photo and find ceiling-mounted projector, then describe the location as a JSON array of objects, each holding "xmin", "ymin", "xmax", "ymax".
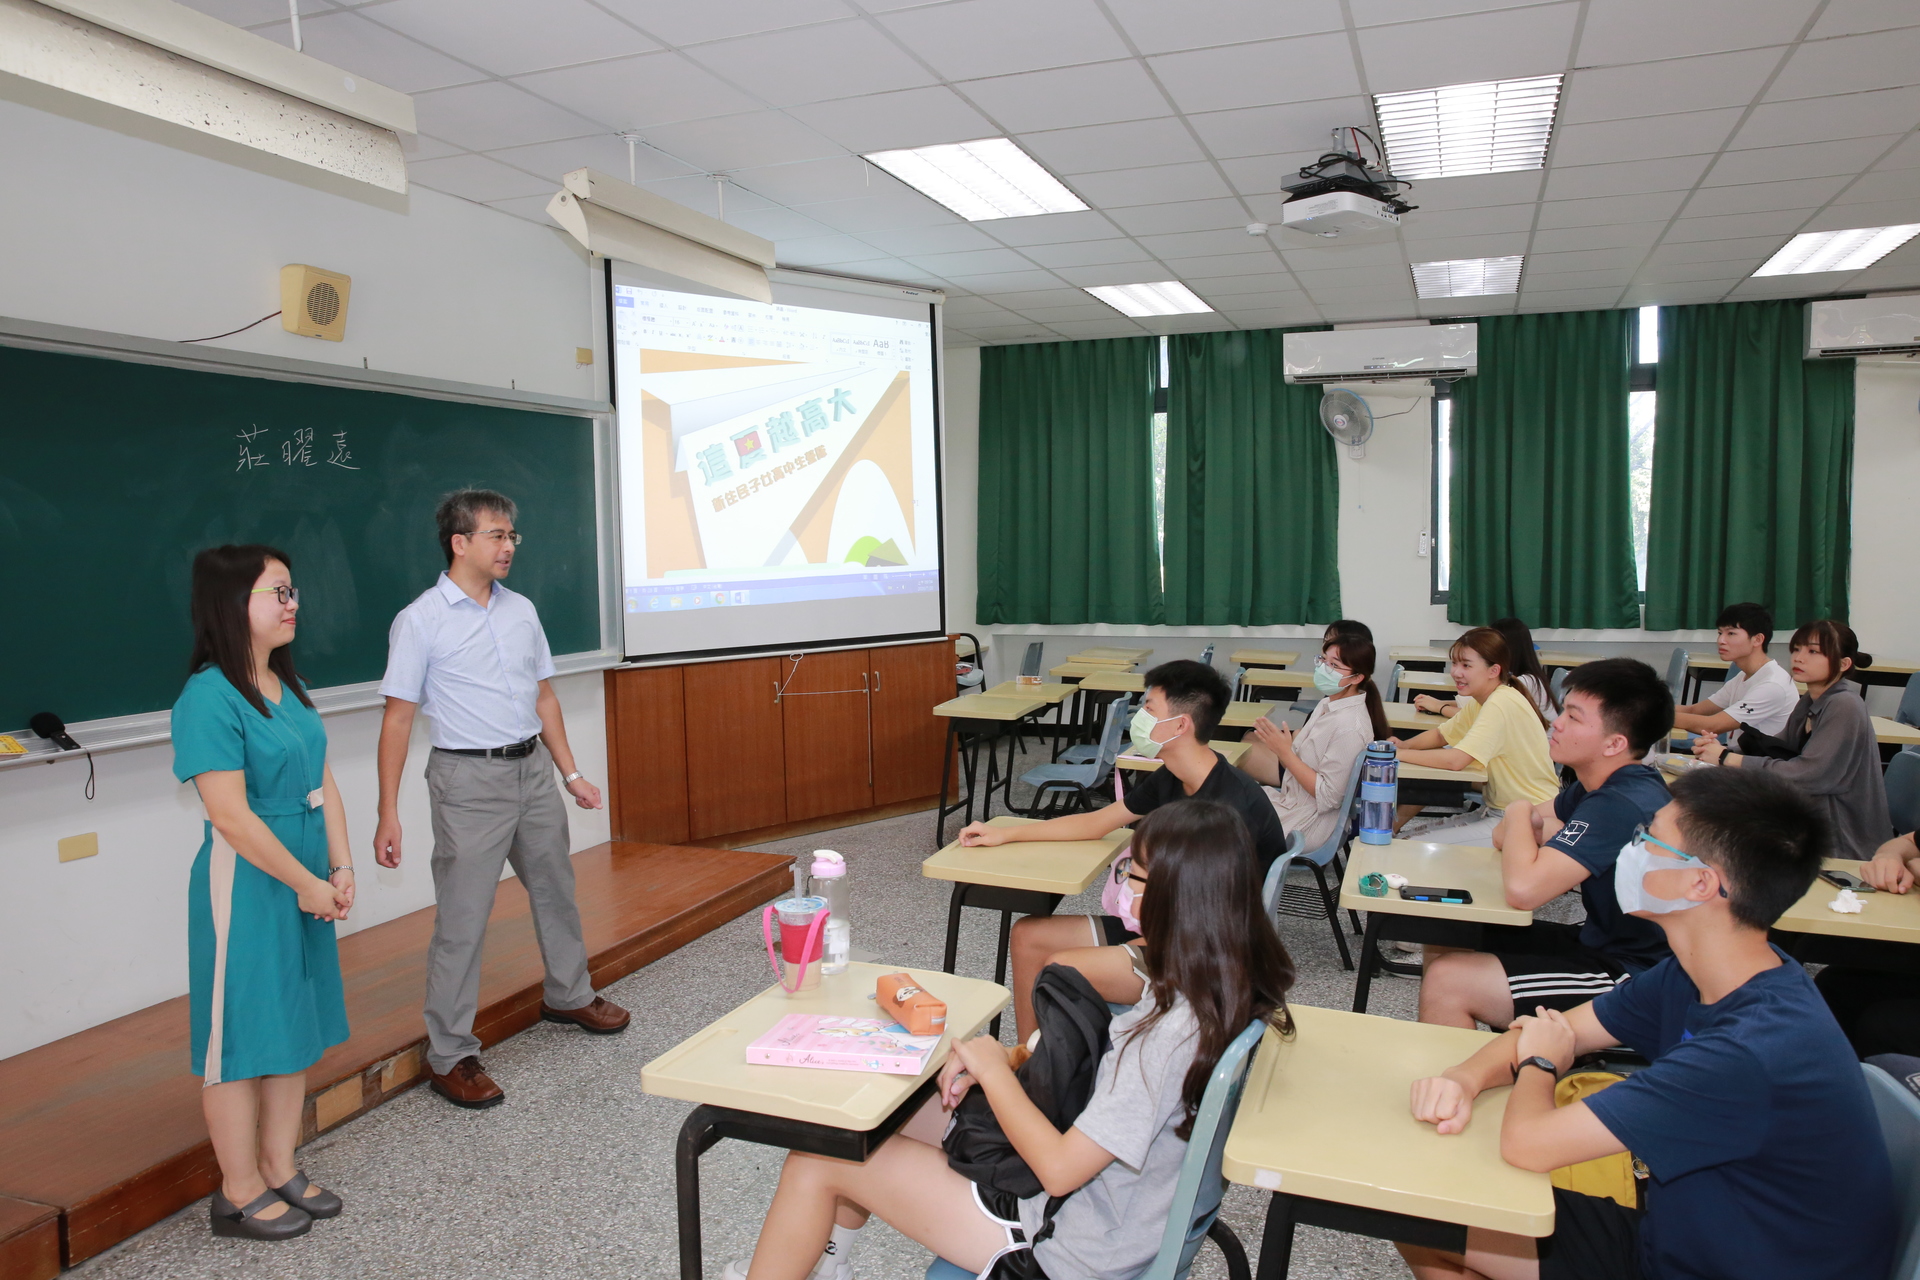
[{"xmin": 1278, "ymin": 128, "xmax": 1415, "ymax": 242}]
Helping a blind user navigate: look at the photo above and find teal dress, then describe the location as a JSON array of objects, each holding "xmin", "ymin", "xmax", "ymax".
[{"xmin": 172, "ymin": 667, "xmax": 349, "ymax": 1082}]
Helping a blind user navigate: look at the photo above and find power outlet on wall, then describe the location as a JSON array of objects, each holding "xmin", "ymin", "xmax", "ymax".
[
  {"xmin": 58, "ymin": 833, "xmax": 99, "ymax": 863},
  {"xmin": 1417, "ymin": 531, "xmax": 1431, "ymax": 558}
]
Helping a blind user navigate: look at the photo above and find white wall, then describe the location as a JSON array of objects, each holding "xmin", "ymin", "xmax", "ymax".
[
  {"xmin": 0, "ymin": 97, "xmax": 610, "ymax": 1059},
  {"xmin": 1849, "ymin": 362, "xmax": 1920, "ymax": 651}
]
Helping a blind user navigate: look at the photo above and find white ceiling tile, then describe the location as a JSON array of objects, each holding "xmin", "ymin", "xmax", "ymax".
[
  {"xmin": 1017, "ymin": 118, "xmax": 1206, "ymax": 174},
  {"xmin": 597, "ymin": 0, "xmax": 855, "ymax": 47},
  {"xmin": 400, "ymin": 133, "xmax": 465, "ymax": 162},
  {"xmin": 1838, "ymin": 168, "xmax": 1920, "ymax": 204},
  {"xmin": 1194, "ymin": 288, "xmax": 1310, "ymax": 309},
  {"xmin": 1844, "ymin": 258, "xmax": 1920, "ymax": 291},
  {"xmin": 1219, "ymin": 151, "xmax": 1327, "ymax": 195},
  {"xmin": 637, "ymin": 173, "xmax": 776, "ymax": 214},
  {"xmin": 1221, "ymin": 307, "xmax": 1325, "ymax": 327},
  {"xmin": 1557, "ymin": 49, "xmax": 1783, "ymax": 125},
  {"xmin": 631, "ymin": 111, "xmax": 843, "ymax": 171},
  {"xmin": 1135, "ymin": 228, "xmax": 1277, "ymax": 258},
  {"xmin": 1281, "ymin": 242, "xmax": 1408, "ymax": 268},
  {"xmin": 860, "ymin": 224, "xmax": 1004, "ymax": 255},
  {"xmin": 412, "ymin": 82, "xmax": 607, "ymax": 151},
  {"xmin": 1725, "ymin": 275, "xmax": 1841, "ymax": 296},
  {"xmin": 906, "ymin": 247, "xmax": 1040, "ymax": 275},
  {"xmin": 1577, "ymin": 0, "xmax": 1815, "ymax": 63},
  {"xmin": 785, "ymin": 88, "xmax": 996, "ymax": 153},
  {"xmin": 1149, "ymin": 34, "xmax": 1362, "ymax": 114},
  {"xmin": 1803, "ymin": 200, "xmax": 1920, "ymax": 231},
  {"xmin": 1663, "ymin": 209, "xmax": 1813, "ymax": 241},
  {"xmin": 1044, "ymin": 318, "xmax": 1154, "ymax": 337},
  {"xmin": 689, "ymin": 22, "xmax": 938, "ymax": 107},
  {"xmin": 1684, "ymin": 176, "xmax": 1850, "ymax": 217},
  {"xmin": 480, "ymin": 194, "xmax": 560, "ymax": 223},
  {"xmin": 722, "ymin": 206, "xmax": 838, "ymax": 240},
  {"xmin": 1551, "ymin": 109, "xmax": 1744, "ymax": 166},
  {"xmin": 1632, "ymin": 259, "xmax": 1764, "ymax": 283},
  {"xmin": 1069, "ymin": 162, "xmax": 1234, "ymax": 208},
  {"xmin": 1703, "ymin": 136, "xmax": 1903, "ymax": 185},
  {"xmin": 513, "ymin": 53, "xmax": 761, "ymax": 129},
  {"xmin": 1543, "ymin": 155, "xmax": 1713, "ymax": 200},
  {"xmin": 1733, "ymin": 87, "xmax": 1920, "ymax": 148},
  {"xmin": 366, "ymin": 0, "xmax": 659, "ymax": 76},
  {"xmin": 1766, "ymin": 27, "xmax": 1920, "ymax": 101},
  {"xmin": 1522, "ymin": 246, "xmax": 1651, "ymax": 270},
  {"xmin": 1536, "ymin": 191, "xmax": 1687, "ymax": 229},
  {"xmin": 1516, "ymin": 287, "xmax": 1625, "ymax": 308},
  {"xmin": 798, "ymin": 190, "xmax": 967, "ymax": 232},
  {"xmin": 774, "ymin": 233, "xmax": 893, "ymax": 265},
  {"xmin": 878, "ymin": 0, "xmax": 1130, "ymax": 80},
  {"xmin": 992, "ymin": 287, "xmax": 1113, "ymax": 308},
  {"xmin": 1420, "ymin": 295, "xmax": 1517, "ymax": 316},
  {"xmin": 973, "ymin": 209, "xmax": 1126, "ymax": 245},
  {"xmin": 1107, "ymin": 198, "xmax": 1249, "ymax": 236},
  {"xmin": 1350, "ymin": 0, "xmax": 1544, "ymax": 26},
  {"xmin": 940, "ymin": 268, "xmax": 1073, "ymax": 291},
  {"xmin": 1018, "ymin": 239, "xmax": 1157, "ymax": 268},
  {"xmin": 245, "ymin": 10, "xmax": 481, "ymax": 93},
  {"xmin": 1619, "ymin": 281, "xmax": 1740, "ymax": 304},
  {"xmin": 1516, "ymin": 267, "xmax": 1634, "ymax": 289},
  {"xmin": 408, "ymin": 153, "xmax": 558, "ymax": 203},
  {"xmin": 1305, "ymin": 283, "xmax": 1420, "ymax": 305},
  {"xmin": 956, "ymin": 61, "xmax": 1169, "ymax": 133},
  {"xmin": 1388, "ymin": 203, "xmax": 1536, "ymax": 238},
  {"xmin": 1531, "ymin": 222, "xmax": 1667, "ymax": 250},
  {"xmin": 1178, "ymin": 270, "xmax": 1303, "ymax": 295},
  {"xmin": 1014, "ymin": 303, "xmax": 1135, "ymax": 322},
  {"xmin": 1873, "ymin": 136, "xmax": 1920, "ymax": 170},
  {"xmin": 943, "ymin": 296, "xmax": 1020, "ymax": 318},
  {"xmin": 174, "ymin": 0, "xmax": 343, "ymax": 26},
  {"xmin": 1187, "ymin": 98, "xmax": 1373, "ymax": 160},
  {"xmin": 1155, "ymin": 254, "xmax": 1289, "ymax": 279},
  {"xmin": 1105, "ymin": 0, "xmax": 1343, "ymax": 54},
  {"xmin": 484, "ymin": 134, "xmax": 698, "ymax": 184},
  {"xmin": 1049, "ymin": 262, "xmax": 1182, "ymax": 286},
  {"xmin": 968, "ymin": 323, "xmax": 1068, "ymax": 339},
  {"xmin": 1400, "ymin": 170, "xmax": 1547, "ymax": 212},
  {"xmin": 1395, "ymin": 232, "xmax": 1532, "ymax": 259},
  {"xmin": 729, "ymin": 156, "xmax": 877, "ymax": 205},
  {"xmin": 1810, "ymin": 0, "xmax": 1920, "ymax": 38},
  {"xmin": 1356, "ymin": 4, "xmax": 1581, "ymax": 95},
  {"xmin": 1645, "ymin": 235, "xmax": 1788, "ymax": 263},
  {"xmin": 1291, "ymin": 263, "xmax": 1410, "ymax": 285}
]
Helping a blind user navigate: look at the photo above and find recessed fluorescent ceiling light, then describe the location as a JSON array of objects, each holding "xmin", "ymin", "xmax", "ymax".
[
  {"xmin": 1752, "ymin": 224, "xmax": 1920, "ymax": 276},
  {"xmin": 862, "ymin": 137, "xmax": 1087, "ymax": 221},
  {"xmin": 1374, "ymin": 75, "xmax": 1562, "ymax": 180},
  {"xmin": 1412, "ymin": 256, "xmax": 1525, "ymax": 298},
  {"xmin": 1084, "ymin": 282, "xmax": 1214, "ymax": 317}
]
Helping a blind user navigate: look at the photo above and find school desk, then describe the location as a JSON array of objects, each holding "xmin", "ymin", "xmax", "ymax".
[
  {"xmin": 1772, "ymin": 858, "xmax": 1920, "ymax": 976},
  {"xmin": 1693, "ymin": 655, "xmax": 1920, "ymax": 694},
  {"xmin": 1075, "ymin": 646, "xmax": 1154, "ymax": 661},
  {"xmin": 1115, "ymin": 740, "xmax": 1254, "ymax": 773},
  {"xmin": 1070, "ymin": 668, "xmax": 1149, "ymax": 746},
  {"xmin": 1224, "ymin": 1006, "xmax": 1553, "ymax": 1280},
  {"xmin": 1220, "ymin": 700, "xmax": 1288, "ymax": 730},
  {"xmin": 1239, "ymin": 668, "xmax": 1320, "ymax": 701},
  {"xmin": 643, "ymin": 962, "xmax": 1009, "ymax": 1280},
  {"xmin": 983, "ymin": 681, "xmax": 1083, "ymax": 758},
  {"xmin": 1340, "ymin": 839, "xmax": 1528, "ymax": 1013},
  {"xmin": 933, "ymin": 694, "xmax": 1044, "ymax": 847},
  {"xmin": 1390, "ymin": 646, "xmax": 1451, "ymax": 671},
  {"xmin": 1231, "ymin": 649, "xmax": 1300, "ymax": 670},
  {"xmin": 1061, "ymin": 653, "xmax": 1137, "ymax": 668},
  {"xmin": 1533, "ymin": 650, "xmax": 1594, "ymax": 672},
  {"xmin": 923, "ymin": 815, "xmax": 1132, "ymax": 1033},
  {"xmin": 1384, "ymin": 702, "xmax": 1448, "ymax": 737},
  {"xmin": 1397, "ymin": 670, "xmax": 1459, "ymax": 700},
  {"xmin": 1049, "ymin": 661, "xmax": 1134, "ymax": 684}
]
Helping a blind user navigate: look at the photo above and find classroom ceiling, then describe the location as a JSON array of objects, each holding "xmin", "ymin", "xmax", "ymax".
[{"xmin": 182, "ymin": 0, "xmax": 1920, "ymax": 344}]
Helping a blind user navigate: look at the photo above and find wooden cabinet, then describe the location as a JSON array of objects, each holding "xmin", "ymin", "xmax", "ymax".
[{"xmin": 605, "ymin": 639, "xmax": 952, "ymax": 843}]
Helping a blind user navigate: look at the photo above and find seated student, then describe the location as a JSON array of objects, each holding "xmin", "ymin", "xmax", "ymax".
[
  {"xmin": 1420, "ymin": 659, "xmax": 1674, "ymax": 1029},
  {"xmin": 958, "ymin": 660, "xmax": 1287, "ymax": 1041},
  {"xmin": 1671, "ymin": 601, "xmax": 1797, "ymax": 737},
  {"xmin": 1690, "ymin": 619, "xmax": 1892, "ymax": 858},
  {"xmin": 1413, "ymin": 617, "xmax": 1556, "ymax": 720},
  {"xmin": 1239, "ymin": 632, "xmax": 1391, "ymax": 851},
  {"xmin": 1399, "ymin": 768, "xmax": 1897, "ymax": 1280},
  {"xmin": 1393, "ymin": 628, "xmax": 1559, "ymax": 845},
  {"xmin": 730, "ymin": 801, "xmax": 1296, "ymax": 1280},
  {"xmin": 1325, "ymin": 618, "xmax": 1372, "ymax": 644},
  {"xmin": 1816, "ymin": 830, "xmax": 1920, "ymax": 1060}
]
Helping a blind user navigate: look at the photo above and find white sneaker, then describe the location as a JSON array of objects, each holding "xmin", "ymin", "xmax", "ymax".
[{"xmin": 722, "ymin": 1254, "xmax": 853, "ymax": 1280}]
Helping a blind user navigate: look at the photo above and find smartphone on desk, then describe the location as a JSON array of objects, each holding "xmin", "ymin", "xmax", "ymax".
[
  {"xmin": 1400, "ymin": 886, "xmax": 1474, "ymax": 904},
  {"xmin": 1819, "ymin": 868, "xmax": 1876, "ymax": 893}
]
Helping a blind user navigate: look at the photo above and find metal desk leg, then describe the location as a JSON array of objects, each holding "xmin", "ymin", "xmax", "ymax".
[
  {"xmin": 942, "ymin": 881, "xmax": 968, "ymax": 974},
  {"xmin": 988, "ymin": 907, "xmax": 1015, "ymax": 1038},
  {"xmin": 1256, "ymin": 1191, "xmax": 1299, "ymax": 1280},
  {"xmin": 1351, "ymin": 914, "xmax": 1384, "ymax": 1014},
  {"xmin": 676, "ymin": 1105, "xmax": 725, "ymax": 1280},
  {"xmin": 935, "ymin": 723, "xmax": 958, "ymax": 848}
]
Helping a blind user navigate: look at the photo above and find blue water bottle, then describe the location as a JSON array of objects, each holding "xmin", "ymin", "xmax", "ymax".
[{"xmin": 1358, "ymin": 740, "xmax": 1398, "ymax": 845}]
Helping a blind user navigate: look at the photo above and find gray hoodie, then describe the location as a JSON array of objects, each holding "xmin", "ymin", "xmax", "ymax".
[{"xmin": 1743, "ymin": 679, "xmax": 1892, "ymax": 858}]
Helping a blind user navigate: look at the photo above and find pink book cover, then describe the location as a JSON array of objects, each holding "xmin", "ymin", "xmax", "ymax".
[{"xmin": 745, "ymin": 1014, "xmax": 943, "ymax": 1075}]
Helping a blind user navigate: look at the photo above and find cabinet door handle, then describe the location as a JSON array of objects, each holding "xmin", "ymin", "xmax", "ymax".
[{"xmin": 873, "ymin": 670, "xmax": 882, "ymax": 692}]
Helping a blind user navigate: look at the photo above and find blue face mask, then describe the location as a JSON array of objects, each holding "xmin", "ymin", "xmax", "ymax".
[{"xmin": 1313, "ymin": 660, "xmax": 1349, "ymax": 696}]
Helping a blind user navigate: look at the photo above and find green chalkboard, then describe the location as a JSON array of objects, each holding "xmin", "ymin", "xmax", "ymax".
[{"xmin": 0, "ymin": 341, "xmax": 602, "ymax": 730}]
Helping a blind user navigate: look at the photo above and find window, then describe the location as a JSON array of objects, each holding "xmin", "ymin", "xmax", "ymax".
[
  {"xmin": 1432, "ymin": 387, "xmax": 1452, "ymax": 602},
  {"xmin": 1152, "ymin": 336, "xmax": 1169, "ymax": 584}
]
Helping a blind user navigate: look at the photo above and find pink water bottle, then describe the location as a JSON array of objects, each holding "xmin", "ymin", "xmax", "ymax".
[{"xmin": 763, "ymin": 896, "xmax": 830, "ymax": 994}]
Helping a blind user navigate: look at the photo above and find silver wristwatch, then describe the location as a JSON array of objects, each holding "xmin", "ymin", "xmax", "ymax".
[{"xmin": 563, "ymin": 771, "xmax": 584, "ymax": 784}]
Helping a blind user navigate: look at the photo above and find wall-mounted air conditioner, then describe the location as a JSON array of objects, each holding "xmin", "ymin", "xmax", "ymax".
[
  {"xmin": 1282, "ymin": 323, "xmax": 1477, "ymax": 383},
  {"xmin": 1807, "ymin": 295, "xmax": 1920, "ymax": 359}
]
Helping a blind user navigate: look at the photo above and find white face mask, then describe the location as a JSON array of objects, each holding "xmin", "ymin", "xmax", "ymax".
[
  {"xmin": 1613, "ymin": 831, "xmax": 1709, "ymax": 916},
  {"xmin": 1130, "ymin": 707, "xmax": 1179, "ymax": 758}
]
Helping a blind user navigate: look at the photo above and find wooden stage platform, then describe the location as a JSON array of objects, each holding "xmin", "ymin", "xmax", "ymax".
[{"xmin": 0, "ymin": 840, "xmax": 791, "ymax": 1274}]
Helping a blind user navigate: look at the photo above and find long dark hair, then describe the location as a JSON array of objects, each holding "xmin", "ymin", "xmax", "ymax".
[
  {"xmin": 1450, "ymin": 626, "xmax": 1548, "ymax": 728},
  {"xmin": 1789, "ymin": 619, "xmax": 1871, "ymax": 689},
  {"xmin": 1489, "ymin": 616, "xmax": 1559, "ymax": 712},
  {"xmin": 1325, "ymin": 634, "xmax": 1391, "ymax": 740},
  {"xmin": 1128, "ymin": 800, "xmax": 1295, "ymax": 1140},
  {"xmin": 188, "ymin": 544, "xmax": 312, "ymax": 717}
]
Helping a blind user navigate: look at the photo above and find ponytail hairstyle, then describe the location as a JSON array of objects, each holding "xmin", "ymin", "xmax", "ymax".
[
  {"xmin": 1489, "ymin": 615, "xmax": 1560, "ymax": 713},
  {"xmin": 1325, "ymin": 634, "xmax": 1391, "ymax": 741},
  {"xmin": 1788, "ymin": 619, "xmax": 1871, "ymax": 688},
  {"xmin": 188, "ymin": 544, "xmax": 313, "ymax": 717},
  {"xmin": 1127, "ymin": 799, "xmax": 1296, "ymax": 1141},
  {"xmin": 1449, "ymin": 626, "xmax": 1547, "ymax": 728}
]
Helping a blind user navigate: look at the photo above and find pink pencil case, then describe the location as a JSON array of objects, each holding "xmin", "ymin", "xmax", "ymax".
[{"xmin": 745, "ymin": 1014, "xmax": 942, "ymax": 1075}]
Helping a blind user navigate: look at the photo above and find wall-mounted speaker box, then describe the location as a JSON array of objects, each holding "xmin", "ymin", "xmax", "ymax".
[{"xmin": 280, "ymin": 264, "xmax": 351, "ymax": 341}]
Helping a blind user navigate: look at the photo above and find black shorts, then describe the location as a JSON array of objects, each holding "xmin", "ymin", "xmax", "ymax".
[
  {"xmin": 1094, "ymin": 914, "xmax": 1138, "ymax": 947},
  {"xmin": 1480, "ymin": 921, "xmax": 1630, "ymax": 1014},
  {"xmin": 1538, "ymin": 1187, "xmax": 1642, "ymax": 1280}
]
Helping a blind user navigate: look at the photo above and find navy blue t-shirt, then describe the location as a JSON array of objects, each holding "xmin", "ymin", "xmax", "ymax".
[
  {"xmin": 1587, "ymin": 952, "xmax": 1896, "ymax": 1280},
  {"xmin": 1548, "ymin": 763, "xmax": 1670, "ymax": 970}
]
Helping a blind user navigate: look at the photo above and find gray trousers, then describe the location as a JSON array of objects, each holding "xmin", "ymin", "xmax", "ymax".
[{"xmin": 423, "ymin": 742, "xmax": 594, "ymax": 1074}]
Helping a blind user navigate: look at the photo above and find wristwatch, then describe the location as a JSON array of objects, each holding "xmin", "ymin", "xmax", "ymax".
[
  {"xmin": 563, "ymin": 771, "xmax": 584, "ymax": 784},
  {"xmin": 1518, "ymin": 1055, "xmax": 1559, "ymax": 1078}
]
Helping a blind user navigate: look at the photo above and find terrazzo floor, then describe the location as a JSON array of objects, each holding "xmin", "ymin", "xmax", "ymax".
[{"xmin": 72, "ymin": 745, "xmax": 1583, "ymax": 1280}]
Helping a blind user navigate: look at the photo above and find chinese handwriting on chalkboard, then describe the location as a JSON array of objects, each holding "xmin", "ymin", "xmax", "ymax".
[
  {"xmin": 236, "ymin": 424, "xmax": 268, "ymax": 471},
  {"xmin": 327, "ymin": 431, "xmax": 359, "ymax": 470},
  {"xmin": 282, "ymin": 427, "xmax": 316, "ymax": 467},
  {"xmin": 227, "ymin": 425, "xmax": 365, "ymax": 474}
]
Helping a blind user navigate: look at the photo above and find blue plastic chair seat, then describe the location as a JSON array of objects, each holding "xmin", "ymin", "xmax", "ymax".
[
  {"xmin": 925, "ymin": 1261, "xmax": 974, "ymax": 1280},
  {"xmin": 1057, "ymin": 743, "xmax": 1100, "ymax": 764},
  {"xmin": 1020, "ymin": 761, "xmax": 1103, "ymax": 788}
]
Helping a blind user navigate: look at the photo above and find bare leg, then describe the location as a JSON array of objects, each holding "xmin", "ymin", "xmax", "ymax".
[
  {"xmin": 747, "ymin": 1135, "xmax": 1008, "ymax": 1280},
  {"xmin": 1394, "ymin": 803, "xmax": 1425, "ymax": 834},
  {"xmin": 1050, "ymin": 945, "xmax": 1146, "ymax": 1008},
  {"xmin": 1419, "ymin": 952, "xmax": 1516, "ymax": 1029},
  {"xmin": 1396, "ymin": 1229, "xmax": 1538, "ymax": 1280},
  {"xmin": 203, "ymin": 1079, "xmax": 290, "ymax": 1219},
  {"xmin": 1010, "ymin": 915, "xmax": 1104, "ymax": 1041},
  {"xmin": 1238, "ymin": 740, "xmax": 1282, "ymax": 787},
  {"xmin": 254, "ymin": 1071, "xmax": 334, "ymax": 1206}
]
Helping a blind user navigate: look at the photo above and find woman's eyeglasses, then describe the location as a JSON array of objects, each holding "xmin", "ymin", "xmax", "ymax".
[{"xmin": 250, "ymin": 585, "xmax": 299, "ymax": 606}]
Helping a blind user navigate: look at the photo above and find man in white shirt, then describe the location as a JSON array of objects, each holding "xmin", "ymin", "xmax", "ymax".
[
  {"xmin": 1672, "ymin": 602, "xmax": 1798, "ymax": 738},
  {"xmin": 373, "ymin": 489, "xmax": 628, "ymax": 1110}
]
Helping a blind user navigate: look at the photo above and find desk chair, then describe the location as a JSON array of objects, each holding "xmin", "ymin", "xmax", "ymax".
[
  {"xmin": 1385, "ymin": 663, "xmax": 1403, "ymax": 704},
  {"xmin": 1664, "ymin": 648, "xmax": 1689, "ymax": 701},
  {"xmin": 1888, "ymin": 752, "xmax": 1920, "ymax": 839},
  {"xmin": 1897, "ymin": 679, "xmax": 1920, "ymax": 733},
  {"xmin": 1017, "ymin": 695, "xmax": 1129, "ymax": 817},
  {"xmin": 1863, "ymin": 1061, "xmax": 1920, "ymax": 1280},
  {"xmin": 955, "ymin": 631, "xmax": 985, "ymax": 691},
  {"xmin": 1550, "ymin": 666, "xmax": 1569, "ymax": 707},
  {"xmin": 1258, "ymin": 754, "xmax": 1367, "ymax": 970},
  {"xmin": 1199, "ymin": 643, "xmax": 1215, "ymax": 668},
  {"xmin": 925, "ymin": 1020, "xmax": 1268, "ymax": 1280}
]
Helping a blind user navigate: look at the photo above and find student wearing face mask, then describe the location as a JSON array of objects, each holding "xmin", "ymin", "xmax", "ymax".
[
  {"xmin": 956, "ymin": 660, "xmax": 1286, "ymax": 1042},
  {"xmin": 1399, "ymin": 768, "xmax": 1896, "ymax": 1280},
  {"xmin": 1238, "ymin": 633, "xmax": 1391, "ymax": 851}
]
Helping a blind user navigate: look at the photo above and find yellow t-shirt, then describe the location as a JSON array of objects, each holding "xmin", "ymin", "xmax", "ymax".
[{"xmin": 1439, "ymin": 684, "xmax": 1558, "ymax": 810}]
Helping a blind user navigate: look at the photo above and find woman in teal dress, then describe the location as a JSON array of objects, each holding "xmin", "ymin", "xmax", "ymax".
[{"xmin": 172, "ymin": 544, "xmax": 353, "ymax": 1241}]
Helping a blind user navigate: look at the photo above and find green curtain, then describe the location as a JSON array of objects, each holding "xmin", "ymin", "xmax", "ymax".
[
  {"xmin": 1643, "ymin": 300, "xmax": 1854, "ymax": 630},
  {"xmin": 1162, "ymin": 328, "xmax": 1342, "ymax": 625},
  {"xmin": 1449, "ymin": 309, "xmax": 1640, "ymax": 628},
  {"xmin": 975, "ymin": 337, "xmax": 1164, "ymax": 624}
]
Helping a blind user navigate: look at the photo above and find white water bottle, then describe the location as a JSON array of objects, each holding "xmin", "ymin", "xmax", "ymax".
[{"xmin": 811, "ymin": 850, "xmax": 851, "ymax": 975}]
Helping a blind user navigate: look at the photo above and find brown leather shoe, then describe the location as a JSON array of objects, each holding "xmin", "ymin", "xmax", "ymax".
[
  {"xmin": 540, "ymin": 996, "xmax": 631, "ymax": 1034},
  {"xmin": 429, "ymin": 1056, "xmax": 504, "ymax": 1109}
]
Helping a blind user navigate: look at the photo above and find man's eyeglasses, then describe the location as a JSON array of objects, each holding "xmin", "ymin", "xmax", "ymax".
[
  {"xmin": 466, "ymin": 529, "xmax": 522, "ymax": 546},
  {"xmin": 250, "ymin": 585, "xmax": 299, "ymax": 606},
  {"xmin": 1631, "ymin": 824, "xmax": 1699, "ymax": 863}
]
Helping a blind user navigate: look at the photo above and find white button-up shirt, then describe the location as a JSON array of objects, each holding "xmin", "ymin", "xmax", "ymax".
[{"xmin": 380, "ymin": 573, "xmax": 555, "ymax": 750}]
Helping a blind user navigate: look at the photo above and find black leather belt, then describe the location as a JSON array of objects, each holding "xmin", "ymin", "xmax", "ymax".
[{"xmin": 437, "ymin": 736, "xmax": 540, "ymax": 759}]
